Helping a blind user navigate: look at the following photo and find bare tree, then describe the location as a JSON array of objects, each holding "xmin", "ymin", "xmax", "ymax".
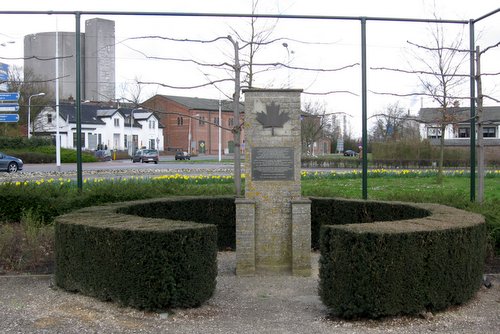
[
  {"xmin": 371, "ymin": 21, "xmax": 469, "ymax": 182},
  {"xmin": 118, "ymin": 76, "xmax": 147, "ymax": 106},
  {"xmin": 410, "ymin": 23, "xmax": 469, "ymax": 181},
  {"xmin": 6, "ymin": 65, "xmax": 52, "ymax": 137},
  {"xmin": 301, "ymin": 101, "xmax": 328, "ymax": 156},
  {"xmin": 370, "ymin": 102, "xmax": 420, "ymax": 142}
]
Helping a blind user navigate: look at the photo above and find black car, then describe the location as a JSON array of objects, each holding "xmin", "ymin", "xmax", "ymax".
[
  {"xmin": 343, "ymin": 149, "xmax": 358, "ymax": 157},
  {"xmin": 132, "ymin": 149, "xmax": 159, "ymax": 164},
  {"xmin": 175, "ymin": 151, "xmax": 191, "ymax": 160},
  {"xmin": 0, "ymin": 151, "xmax": 23, "ymax": 172}
]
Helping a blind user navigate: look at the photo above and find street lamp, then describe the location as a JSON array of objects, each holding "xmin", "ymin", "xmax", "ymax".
[
  {"xmin": 0, "ymin": 40, "xmax": 15, "ymax": 47},
  {"xmin": 28, "ymin": 92, "xmax": 45, "ymax": 138},
  {"xmin": 282, "ymin": 42, "xmax": 293, "ymax": 87}
]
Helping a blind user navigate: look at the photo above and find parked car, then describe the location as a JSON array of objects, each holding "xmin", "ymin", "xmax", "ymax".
[
  {"xmin": 175, "ymin": 151, "xmax": 191, "ymax": 160},
  {"xmin": 132, "ymin": 149, "xmax": 159, "ymax": 164},
  {"xmin": 0, "ymin": 151, "xmax": 23, "ymax": 172},
  {"xmin": 94, "ymin": 149, "xmax": 112, "ymax": 161},
  {"xmin": 343, "ymin": 149, "xmax": 358, "ymax": 157}
]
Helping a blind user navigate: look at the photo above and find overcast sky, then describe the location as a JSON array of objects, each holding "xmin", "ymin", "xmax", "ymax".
[{"xmin": 1, "ymin": 0, "xmax": 499, "ymax": 136}]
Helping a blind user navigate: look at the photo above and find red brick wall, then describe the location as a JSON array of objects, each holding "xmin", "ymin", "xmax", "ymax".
[{"xmin": 143, "ymin": 96, "xmax": 244, "ymax": 155}]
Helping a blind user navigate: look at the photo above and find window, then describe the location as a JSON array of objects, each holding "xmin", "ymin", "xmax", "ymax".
[
  {"xmin": 47, "ymin": 114, "xmax": 53, "ymax": 124},
  {"xmin": 114, "ymin": 118, "xmax": 120, "ymax": 127},
  {"xmin": 124, "ymin": 135, "xmax": 128, "ymax": 148},
  {"xmin": 427, "ymin": 127, "xmax": 442, "ymax": 139},
  {"xmin": 199, "ymin": 116, "xmax": 205, "ymax": 126},
  {"xmin": 458, "ymin": 127, "xmax": 470, "ymax": 138},
  {"xmin": 214, "ymin": 117, "xmax": 219, "ymax": 125},
  {"xmin": 483, "ymin": 127, "xmax": 496, "ymax": 138},
  {"xmin": 228, "ymin": 118, "xmax": 234, "ymax": 127},
  {"xmin": 149, "ymin": 120, "xmax": 156, "ymax": 129},
  {"xmin": 177, "ymin": 117, "xmax": 184, "ymax": 126},
  {"xmin": 72, "ymin": 132, "xmax": 85, "ymax": 148}
]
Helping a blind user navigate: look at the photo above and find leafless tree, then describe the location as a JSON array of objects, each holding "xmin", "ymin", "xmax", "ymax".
[
  {"xmin": 118, "ymin": 76, "xmax": 147, "ymax": 106},
  {"xmin": 5, "ymin": 66, "xmax": 52, "ymax": 136},
  {"xmin": 371, "ymin": 21, "xmax": 469, "ymax": 182},
  {"xmin": 301, "ymin": 101, "xmax": 329, "ymax": 156},
  {"xmin": 370, "ymin": 102, "xmax": 420, "ymax": 142}
]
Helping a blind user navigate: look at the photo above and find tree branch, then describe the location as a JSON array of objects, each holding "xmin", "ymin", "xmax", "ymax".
[
  {"xmin": 303, "ymin": 90, "xmax": 359, "ymax": 96},
  {"xmin": 137, "ymin": 78, "xmax": 234, "ymax": 89},
  {"xmin": 371, "ymin": 66, "xmax": 470, "ymax": 78}
]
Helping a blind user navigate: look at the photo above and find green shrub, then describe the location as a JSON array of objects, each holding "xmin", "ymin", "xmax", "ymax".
[
  {"xmin": 0, "ymin": 136, "xmax": 52, "ymax": 149},
  {"xmin": 318, "ymin": 199, "xmax": 486, "ymax": 318},
  {"xmin": 55, "ymin": 202, "xmax": 218, "ymax": 310},
  {"xmin": 310, "ymin": 197, "xmax": 429, "ymax": 249},
  {"xmin": 118, "ymin": 197, "xmax": 236, "ymax": 250}
]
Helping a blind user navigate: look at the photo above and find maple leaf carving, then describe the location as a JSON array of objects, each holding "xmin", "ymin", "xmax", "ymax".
[{"xmin": 256, "ymin": 102, "xmax": 290, "ymax": 135}]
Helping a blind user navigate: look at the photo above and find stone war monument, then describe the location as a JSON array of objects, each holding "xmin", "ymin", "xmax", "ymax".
[{"xmin": 236, "ymin": 89, "xmax": 311, "ymax": 276}]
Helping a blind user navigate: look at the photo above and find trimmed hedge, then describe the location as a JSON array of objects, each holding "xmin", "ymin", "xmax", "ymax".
[
  {"xmin": 310, "ymin": 197, "xmax": 430, "ymax": 249},
  {"xmin": 117, "ymin": 196, "xmax": 236, "ymax": 250},
  {"xmin": 318, "ymin": 200, "xmax": 487, "ymax": 319},
  {"xmin": 55, "ymin": 196, "xmax": 486, "ymax": 316},
  {"xmin": 55, "ymin": 199, "xmax": 218, "ymax": 311}
]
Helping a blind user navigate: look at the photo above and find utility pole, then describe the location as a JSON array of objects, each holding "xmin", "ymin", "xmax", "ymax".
[
  {"xmin": 228, "ymin": 35, "xmax": 242, "ymax": 196},
  {"xmin": 475, "ymin": 46, "xmax": 484, "ymax": 203}
]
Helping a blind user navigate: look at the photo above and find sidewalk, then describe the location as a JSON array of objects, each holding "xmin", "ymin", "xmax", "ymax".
[{"xmin": 1, "ymin": 253, "xmax": 499, "ymax": 334}]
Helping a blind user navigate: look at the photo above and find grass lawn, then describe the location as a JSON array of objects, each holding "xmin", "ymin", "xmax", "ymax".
[{"xmin": 303, "ymin": 176, "xmax": 500, "ymax": 204}]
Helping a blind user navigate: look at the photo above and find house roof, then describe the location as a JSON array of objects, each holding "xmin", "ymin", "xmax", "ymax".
[
  {"xmin": 50, "ymin": 102, "xmax": 163, "ymax": 127},
  {"xmin": 159, "ymin": 95, "xmax": 244, "ymax": 112},
  {"xmin": 419, "ymin": 106, "xmax": 500, "ymax": 124}
]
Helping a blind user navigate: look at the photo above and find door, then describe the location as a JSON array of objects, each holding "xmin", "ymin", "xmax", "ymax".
[{"xmin": 198, "ymin": 140, "xmax": 206, "ymax": 154}]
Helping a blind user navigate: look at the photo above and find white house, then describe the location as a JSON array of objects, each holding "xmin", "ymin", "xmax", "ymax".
[
  {"xmin": 419, "ymin": 106, "xmax": 500, "ymax": 143},
  {"xmin": 33, "ymin": 101, "xmax": 164, "ymax": 154}
]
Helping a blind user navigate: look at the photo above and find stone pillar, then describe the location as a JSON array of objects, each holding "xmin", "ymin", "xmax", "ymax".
[
  {"xmin": 292, "ymin": 199, "xmax": 312, "ymax": 276},
  {"xmin": 236, "ymin": 89, "xmax": 311, "ymax": 276},
  {"xmin": 235, "ymin": 198, "xmax": 255, "ymax": 276}
]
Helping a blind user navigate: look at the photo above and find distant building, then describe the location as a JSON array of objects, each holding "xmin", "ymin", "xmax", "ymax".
[
  {"xmin": 24, "ymin": 18, "xmax": 115, "ymax": 102},
  {"xmin": 143, "ymin": 95, "xmax": 244, "ymax": 155},
  {"xmin": 419, "ymin": 106, "xmax": 500, "ymax": 160},
  {"xmin": 33, "ymin": 101, "xmax": 164, "ymax": 153}
]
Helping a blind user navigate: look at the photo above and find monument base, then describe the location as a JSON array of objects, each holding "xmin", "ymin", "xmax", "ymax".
[{"xmin": 236, "ymin": 198, "xmax": 311, "ymax": 277}]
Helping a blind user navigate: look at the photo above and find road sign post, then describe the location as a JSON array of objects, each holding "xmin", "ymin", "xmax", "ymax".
[
  {"xmin": 0, "ymin": 92, "xmax": 20, "ymax": 101},
  {"xmin": 0, "ymin": 103, "xmax": 20, "ymax": 112},
  {"xmin": 0, "ymin": 114, "xmax": 19, "ymax": 122}
]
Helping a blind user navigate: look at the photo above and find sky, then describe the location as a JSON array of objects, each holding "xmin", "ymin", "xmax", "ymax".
[{"xmin": 1, "ymin": 0, "xmax": 499, "ymax": 137}]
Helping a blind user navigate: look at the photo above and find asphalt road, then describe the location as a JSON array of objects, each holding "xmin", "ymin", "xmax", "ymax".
[{"xmin": 21, "ymin": 160, "xmax": 233, "ymax": 174}]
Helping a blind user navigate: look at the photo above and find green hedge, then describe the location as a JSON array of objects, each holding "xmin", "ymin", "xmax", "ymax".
[
  {"xmin": 310, "ymin": 197, "xmax": 430, "ymax": 249},
  {"xmin": 318, "ymin": 200, "xmax": 486, "ymax": 318},
  {"xmin": 55, "ymin": 201, "xmax": 218, "ymax": 310},
  {"xmin": 117, "ymin": 196, "xmax": 236, "ymax": 250}
]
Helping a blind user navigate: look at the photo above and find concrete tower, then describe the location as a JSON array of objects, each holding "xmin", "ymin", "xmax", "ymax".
[
  {"xmin": 84, "ymin": 18, "xmax": 115, "ymax": 101},
  {"xmin": 23, "ymin": 18, "xmax": 115, "ymax": 102},
  {"xmin": 24, "ymin": 31, "xmax": 85, "ymax": 100}
]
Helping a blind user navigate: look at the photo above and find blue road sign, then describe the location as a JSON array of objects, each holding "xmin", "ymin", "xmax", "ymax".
[
  {"xmin": 0, "ymin": 92, "xmax": 20, "ymax": 101},
  {"xmin": 0, "ymin": 103, "xmax": 19, "ymax": 112},
  {"xmin": 0, "ymin": 114, "xmax": 19, "ymax": 122}
]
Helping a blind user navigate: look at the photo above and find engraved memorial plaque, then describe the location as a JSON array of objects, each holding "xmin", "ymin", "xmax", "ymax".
[{"xmin": 251, "ymin": 147, "xmax": 294, "ymax": 181}]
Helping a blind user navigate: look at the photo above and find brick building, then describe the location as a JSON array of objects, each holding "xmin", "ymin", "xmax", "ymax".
[{"xmin": 143, "ymin": 95, "xmax": 244, "ymax": 155}]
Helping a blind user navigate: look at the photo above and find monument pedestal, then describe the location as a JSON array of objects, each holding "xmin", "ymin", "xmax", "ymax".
[{"xmin": 236, "ymin": 89, "xmax": 311, "ymax": 277}]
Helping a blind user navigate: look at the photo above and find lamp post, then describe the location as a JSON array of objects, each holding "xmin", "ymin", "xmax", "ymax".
[
  {"xmin": 27, "ymin": 92, "xmax": 45, "ymax": 138},
  {"xmin": 282, "ymin": 42, "xmax": 293, "ymax": 87}
]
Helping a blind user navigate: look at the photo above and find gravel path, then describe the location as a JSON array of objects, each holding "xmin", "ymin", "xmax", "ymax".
[{"xmin": 1, "ymin": 252, "xmax": 499, "ymax": 334}]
